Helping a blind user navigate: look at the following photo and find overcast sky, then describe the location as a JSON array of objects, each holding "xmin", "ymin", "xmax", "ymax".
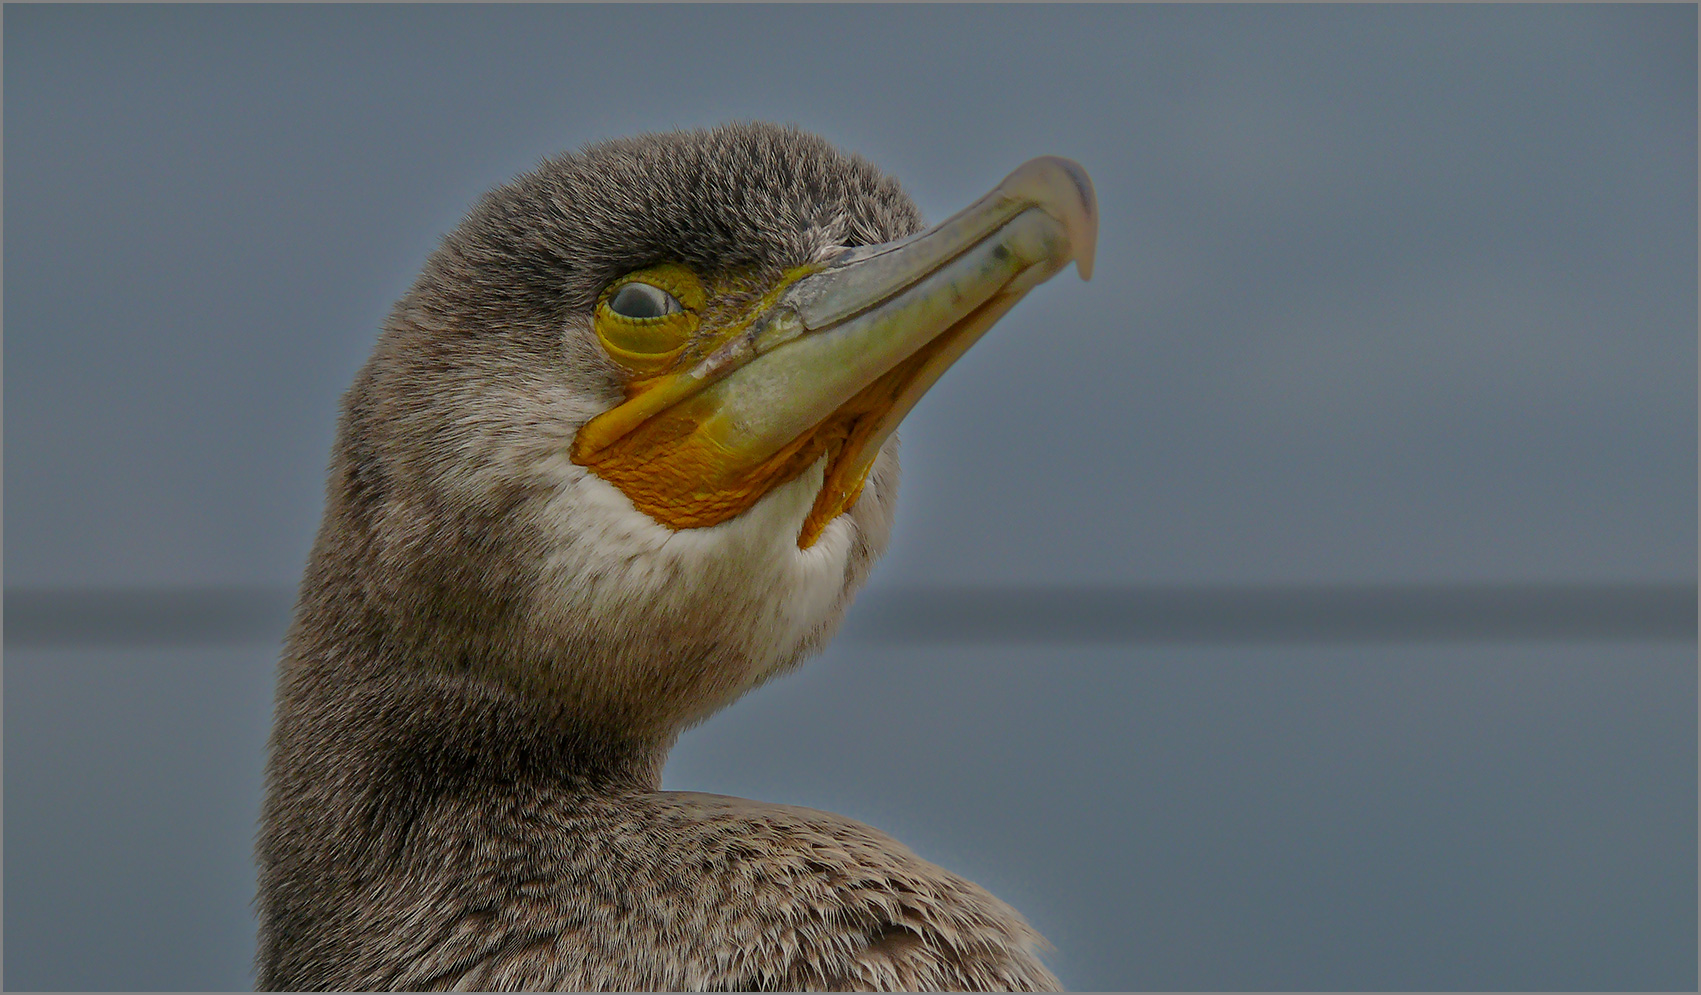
[{"xmin": 6, "ymin": 4, "xmax": 1694, "ymax": 590}]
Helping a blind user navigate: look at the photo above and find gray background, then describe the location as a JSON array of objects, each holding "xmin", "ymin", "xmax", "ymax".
[{"xmin": 4, "ymin": 5, "xmax": 1695, "ymax": 990}]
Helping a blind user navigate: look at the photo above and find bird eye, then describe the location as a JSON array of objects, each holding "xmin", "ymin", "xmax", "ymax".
[
  {"xmin": 606, "ymin": 282, "xmax": 683, "ymax": 320},
  {"xmin": 594, "ymin": 264, "xmax": 704, "ymax": 377}
]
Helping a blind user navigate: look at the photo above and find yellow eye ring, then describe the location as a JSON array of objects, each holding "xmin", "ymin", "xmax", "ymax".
[{"xmin": 594, "ymin": 263, "xmax": 705, "ymax": 376}]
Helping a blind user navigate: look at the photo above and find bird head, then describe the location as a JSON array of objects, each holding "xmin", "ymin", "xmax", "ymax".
[{"xmin": 305, "ymin": 123, "xmax": 1094, "ymax": 749}]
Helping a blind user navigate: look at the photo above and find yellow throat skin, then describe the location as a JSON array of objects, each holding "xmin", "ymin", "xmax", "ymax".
[{"xmin": 571, "ymin": 156, "xmax": 1098, "ymax": 548}]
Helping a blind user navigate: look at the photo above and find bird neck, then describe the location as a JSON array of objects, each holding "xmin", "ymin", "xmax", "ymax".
[
  {"xmin": 282, "ymin": 515, "xmax": 698, "ymax": 795},
  {"xmin": 278, "ymin": 639, "xmax": 676, "ymax": 801},
  {"xmin": 282, "ymin": 581, "xmax": 680, "ymax": 799},
  {"xmin": 260, "ymin": 628, "xmax": 674, "ymax": 989}
]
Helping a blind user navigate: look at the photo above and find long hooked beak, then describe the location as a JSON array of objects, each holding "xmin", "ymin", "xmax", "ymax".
[{"xmin": 573, "ymin": 156, "xmax": 1098, "ymax": 548}]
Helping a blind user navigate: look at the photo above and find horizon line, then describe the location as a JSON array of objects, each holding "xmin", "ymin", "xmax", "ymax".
[{"xmin": 6, "ymin": 582, "xmax": 1694, "ymax": 647}]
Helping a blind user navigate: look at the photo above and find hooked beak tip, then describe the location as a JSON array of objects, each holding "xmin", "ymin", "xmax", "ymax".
[{"xmin": 996, "ymin": 155, "xmax": 1098, "ymax": 281}]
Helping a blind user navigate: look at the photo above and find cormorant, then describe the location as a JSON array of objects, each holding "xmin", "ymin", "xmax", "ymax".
[{"xmin": 257, "ymin": 122, "xmax": 1096, "ymax": 991}]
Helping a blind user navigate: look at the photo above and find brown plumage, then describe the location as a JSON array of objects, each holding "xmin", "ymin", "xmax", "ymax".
[{"xmin": 257, "ymin": 123, "xmax": 1066, "ymax": 991}]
